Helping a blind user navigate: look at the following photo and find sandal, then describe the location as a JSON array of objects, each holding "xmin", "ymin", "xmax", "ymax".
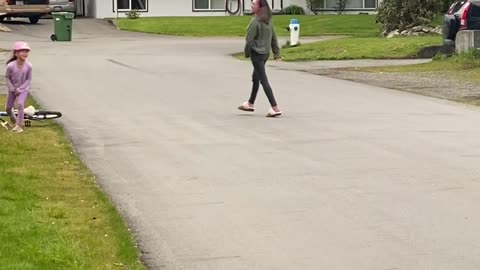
[
  {"xmin": 238, "ymin": 101, "xmax": 255, "ymax": 112},
  {"xmin": 266, "ymin": 108, "xmax": 282, "ymax": 118}
]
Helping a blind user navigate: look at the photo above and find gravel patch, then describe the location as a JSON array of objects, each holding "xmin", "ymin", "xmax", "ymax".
[
  {"xmin": 269, "ymin": 59, "xmax": 432, "ymax": 70},
  {"xmin": 271, "ymin": 60, "xmax": 480, "ymax": 106},
  {"xmin": 319, "ymin": 69, "xmax": 480, "ymax": 105}
]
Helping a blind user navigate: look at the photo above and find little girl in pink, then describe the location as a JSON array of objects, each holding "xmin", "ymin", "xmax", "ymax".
[{"xmin": 5, "ymin": 41, "xmax": 32, "ymax": 133}]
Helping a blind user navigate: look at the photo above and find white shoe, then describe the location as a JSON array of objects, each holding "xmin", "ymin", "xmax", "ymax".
[
  {"xmin": 12, "ymin": 125, "xmax": 23, "ymax": 133},
  {"xmin": 266, "ymin": 108, "xmax": 282, "ymax": 118},
  {"xmin": 238, "ymin": 101, "xmax": 255, "ymax": 112}
]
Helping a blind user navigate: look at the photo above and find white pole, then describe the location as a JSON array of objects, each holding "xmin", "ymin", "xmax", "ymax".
[{"xmin": 115, "ymin": 0, "xmax": 119, "ymax": 19}]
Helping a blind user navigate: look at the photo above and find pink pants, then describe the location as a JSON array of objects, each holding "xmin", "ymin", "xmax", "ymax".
[{"xmin": 6, "ymin": 91, "xmax": 28, "ymax": 126}]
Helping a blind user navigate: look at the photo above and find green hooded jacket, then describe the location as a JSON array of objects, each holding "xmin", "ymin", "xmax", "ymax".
[{"xmin": 244, "ymin": 17, "xmax": 281, "ymax": 59}]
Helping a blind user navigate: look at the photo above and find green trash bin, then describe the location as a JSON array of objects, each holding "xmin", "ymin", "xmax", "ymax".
[{"xmin": 51, "ymin": 12, "xmax": 74, "ymax": 42}]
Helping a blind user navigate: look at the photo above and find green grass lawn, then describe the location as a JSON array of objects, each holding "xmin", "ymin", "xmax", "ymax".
[
  {"xmin": 359, "ymin": 51, "xmax": 480, "ymax": 83},
  {"xmin": 281, "ymin": 36, "xmax": 442, "ymax": 61},
  {"xmin": 234, "ymin": 36, "xmax": 442, "ymax": 61},
  {"xmin": 117, "ymin": 15, "xmax": 379, "ymax": 37},
  {"xmin": 0, "ymin": 96, "xmax": 145, "ymax": 270}
]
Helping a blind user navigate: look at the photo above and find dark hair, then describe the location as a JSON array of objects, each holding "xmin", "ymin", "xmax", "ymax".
[
  {"xmin": 6, "ymin": 54, "xmax": 16, "ymax": 65},
  {"xmin": 7, "ymin": 54, "xmax": 17, "ymax": 65},
  {"xmin": 256, "ymin": 0, "xmax": 272, "ymax": 24}
]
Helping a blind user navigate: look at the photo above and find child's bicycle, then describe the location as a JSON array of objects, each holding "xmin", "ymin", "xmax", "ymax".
[{"xmin": 0, "ymin": 106, "xmax": 62, "ymax": 130}]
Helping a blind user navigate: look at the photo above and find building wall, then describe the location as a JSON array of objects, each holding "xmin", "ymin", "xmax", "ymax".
[
  {"xmin": 86, "ymin": 0, "xmax": 380, "ymax": 19},
  {"xmin": 292, "ymin": 0, "xmax": 383, "ymax": 14},
  {"xmin": 94, "ymin": 0, "xmax": 234, "ymax": 18}
]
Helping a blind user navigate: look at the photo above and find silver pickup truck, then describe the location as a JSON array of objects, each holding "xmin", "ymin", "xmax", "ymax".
[{"xmin": 0, "ymin": 0, "xmax": 50, "ymax": 24}]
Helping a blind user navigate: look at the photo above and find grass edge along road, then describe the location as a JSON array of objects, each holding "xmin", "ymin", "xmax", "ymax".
[
  {"xmin": 357, "ymin": 50, "xmax": 480, "ymax": 83},
  {"xmin": 233, "ymin": 36, "xmax": 442, "ymax": 61},
  {"xmin": 0, "ymin": 95, "xmax": 145, "ymax": 270},
  {"xmin": 116, "ymin": 15, "xmax": 379, "ymax": 37}
]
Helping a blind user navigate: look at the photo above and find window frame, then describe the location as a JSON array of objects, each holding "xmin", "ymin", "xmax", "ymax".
[
  {"xmin": 313, "ymin": 0, "xmax": 379, "ymax": 11},
  {"xmin": 192, "ymin": 0, "xmax": 226, "ymax": 12},
  {"xmin": 112, "ymin": 0, "xmax": 149, "ymax": 12}
]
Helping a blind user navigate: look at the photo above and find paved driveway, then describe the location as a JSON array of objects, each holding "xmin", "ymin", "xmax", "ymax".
[{"xmin": 2, "ymin": 19, "xmax": 480, "ymax": 270}]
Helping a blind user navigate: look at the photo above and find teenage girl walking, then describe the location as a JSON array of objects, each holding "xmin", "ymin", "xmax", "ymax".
[
  {"xmin": 238, "ymin": 0, "xmax": 282, "ymax": 117},
  {"xmin": 5, "ymin": 41, "xmax": 32, "ymax": 133}
]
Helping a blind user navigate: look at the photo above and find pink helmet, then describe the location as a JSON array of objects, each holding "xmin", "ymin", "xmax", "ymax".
[{"xmin": 12, "ymin": 41, "xmax": 31, "ymax": 52}]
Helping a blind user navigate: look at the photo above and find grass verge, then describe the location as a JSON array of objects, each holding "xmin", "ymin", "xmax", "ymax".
[
  {"xmin": 358, "ymin": 50, "xmax": 480, "ymax": 83},
  {"xmin": 0, "ymin": 95, "xmax": 145, "ymax": 270},
  {"xmin": 234, "ymin": 36, "xmax": 442, "ymax": 61},
  {"xmin": 117, "ymin": 15, "xmax": 379, "ymax": 37}
]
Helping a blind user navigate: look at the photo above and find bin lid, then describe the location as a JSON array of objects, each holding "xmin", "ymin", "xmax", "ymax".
[
  {"xmin": 52, "ymin": 12, "xmax": 74, "ymax": 19},
  {"xmin": 290, "ymin": 19, "xmax": 299, "ymax": 24}
]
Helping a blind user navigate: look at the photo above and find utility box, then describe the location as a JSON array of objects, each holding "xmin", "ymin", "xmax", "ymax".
[{"xmin": 455, "ymin": 30, "xmax": 480, "ymax": 53}]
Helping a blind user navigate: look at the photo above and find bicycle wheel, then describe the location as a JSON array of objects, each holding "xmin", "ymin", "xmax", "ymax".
[{"xmin": 33, "ymin": 111, "xmax": 62, "ymax": 120}]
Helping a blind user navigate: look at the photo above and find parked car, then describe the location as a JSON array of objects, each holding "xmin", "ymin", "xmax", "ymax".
[
  {"xmin": 0, "ymin": 0, "xmax": 50, "ymax": 24},
  {"xmin": 443, "ymin": 0, "xmax": 480, "ymax": 46},
  {"xmin": 49, "ymin": 0, "xmax": 75, "ymax": 15}
]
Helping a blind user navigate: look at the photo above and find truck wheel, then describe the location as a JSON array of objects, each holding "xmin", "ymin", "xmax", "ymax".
[
  {"xmin": 50, "ymin": 34, "xmax": 57, "ymax": 41},
  {"xmin": 29, "ymin": 16, "xmax": 41, "ymax": 24}
]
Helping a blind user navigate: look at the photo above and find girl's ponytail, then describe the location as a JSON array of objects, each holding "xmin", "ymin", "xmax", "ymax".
[{"xmin": 6, "ymin": 54, "xmax": 17, "ymax": 66}]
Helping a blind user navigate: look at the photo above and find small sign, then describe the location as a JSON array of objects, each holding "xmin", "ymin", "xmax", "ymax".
[{"xmin": 16, "ymin": 0, "xmax": 23, "ymax": 5}]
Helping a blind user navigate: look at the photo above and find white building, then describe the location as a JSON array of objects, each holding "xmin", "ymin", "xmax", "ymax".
[{"xmin": 80, "ymin": 0, "xmax": 382, "ymax": 19}]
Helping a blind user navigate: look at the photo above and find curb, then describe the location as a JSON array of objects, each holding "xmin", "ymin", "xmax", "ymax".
[{"xmin": 105, "ymin": 18, "xmax": 120, "ymax": 30}]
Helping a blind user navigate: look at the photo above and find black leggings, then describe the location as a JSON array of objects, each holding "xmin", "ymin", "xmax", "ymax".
[{"xmin": 248, "ymin": 51, "xmax": 278, "ymax": 107}]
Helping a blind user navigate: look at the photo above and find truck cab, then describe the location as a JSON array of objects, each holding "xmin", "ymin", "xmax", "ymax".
[{"xmin": 0, "ymin": 0, "xmax": 50, "ymax": 24}]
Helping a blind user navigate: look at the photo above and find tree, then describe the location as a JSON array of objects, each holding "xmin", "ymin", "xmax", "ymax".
[
  {"xmin": 441, "ymin": 0, "xmax": 456, "ymax": 12},
  {"xmin": 377, "ymin": 0, "xmax": 443, "ymax": 32},
  {"xmin": 335, "ymin": 0, "xmax": 349, "ymax": 15},
  {"xmin": 306, "ymin": 0, "xmax": 323, "ymax": 15}
]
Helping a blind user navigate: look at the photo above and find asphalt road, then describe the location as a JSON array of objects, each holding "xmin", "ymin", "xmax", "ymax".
[{"xmin": 2, "ymin": 19, "xmax": 480, "ymax": 270}]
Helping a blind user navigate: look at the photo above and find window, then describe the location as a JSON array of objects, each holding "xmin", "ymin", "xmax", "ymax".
[
  {"xmin": 195, "ymin": 0, "xmax": 209, "ymax": 9},
  {"xmin": 194, "ymin": 0, "xmax": 225, "ymax": 10},
  {"xmin": 211, "ymin": 0, "xmax": 224, "ymax": 9},
  {"xmin": 349, "ymin": 0, "xmax": 363, "ymax": 8},
  {"xmin": 115, "ymin": 0, "xmax": 147, "ymax": 11},
  {"xmin": 316, "ymin": 0, "xmax": 378, "ymax": 9},
  {"xmin": 132, "ymin": 0, "xmax": 147, "ymax": 10},
  {"xmin": 313, "ymin": 0, "xmax": 325, "ymax": 9},
  {"xmin": 364, "ymin": 0, "xmax": 376, "ymax": 8},
  {"xmin": 117, "ymin": 0, "xmax": 129, "ymax": 10},
  {"xmin": 471, "ymin": 3, "xmax": 480, "ymax": 17}
]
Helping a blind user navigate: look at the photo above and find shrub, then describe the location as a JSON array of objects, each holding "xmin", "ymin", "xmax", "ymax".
[
  {"xmin": 336, "ymin": 0, "xmax": 349, "ymax": 15},
  {"xmin": 306, "ymin": 0, "xmax": 323, "ymax": 15},
  {"xmin": 125, "ymin": 9, "xmax": 140, "ymax": 19},
  {"xmin": 441, "ymin": 0, "xmax": 456, "ymax": 13},
  {"xmin": 377, "ymin": 0, "xmax": 443, "ymax": 32},
  {"xmin": 282, "ymin": 5, "xmax": 306, "ymax": 15}
]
